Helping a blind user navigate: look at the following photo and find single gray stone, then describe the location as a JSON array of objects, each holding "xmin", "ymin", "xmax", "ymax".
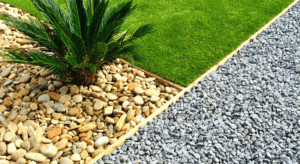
[
  {"xmin": 54, "ymin": 103, "xmax": 65, "ymax": 112},
  {"xmin": 3, "ymin": 80, "xmax": 12, "ymax": 86},
  {"xmin": 38, "ymin": 94, "xmax": 50, "ymax": 103},
  {"xmin": 53, "ymin": 81, "xmax": 63, "ymax": 87}
]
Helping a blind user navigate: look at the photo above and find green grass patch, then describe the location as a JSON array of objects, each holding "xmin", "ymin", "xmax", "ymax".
[{"xmin": 0, "ymin": 0, "xmax": 295, "ymax": 86}]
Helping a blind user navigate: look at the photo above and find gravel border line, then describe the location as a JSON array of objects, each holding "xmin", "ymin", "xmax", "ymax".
[{"xmin": 95, "ymin": 1, "xmax": 300, "ymax": 163}]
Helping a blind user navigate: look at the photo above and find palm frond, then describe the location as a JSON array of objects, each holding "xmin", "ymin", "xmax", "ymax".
[
  {"xmin": 98, "ymin": 1, "xmax": 135, "ymax": 43},
  {"xmin": 46, "ymin": 10, "xmax": 86, "ymax": 64},
  {"xmin": 98, "ymin": 21, "xmax": 123, "ymax": 42},
  {"xmin": 32, "ymin": 0, "xmax": 70, "ymax": 29},
  {"xmin": 87, "ymin": 0, "xmax": 108, "ymax": 45},
  {"xmin": 103, "ymin": 1, "xmax": 135, "ymax": 25},
  {"xmin": 68, "ymin": 0, "xmax": 81, "ymax": 35},
  {"xmin": 76, "ymin": 0, "xmax": 88, "ymax": 38},
  {"xmin": 125, "ymin": 24, "xmax": 156, "ymax": 43},
  {"xmin": 84, "ymin": 0, "xmax": 93, "ymax": 24}
]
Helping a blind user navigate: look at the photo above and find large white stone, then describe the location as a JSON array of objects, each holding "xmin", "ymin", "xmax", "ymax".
[
  {"xmin": 25, "ymin": 153, "xmax": 47, "ymax": 162},
  {"xmin": 95, "ymin": 136, "xmax": 109, "ymax": 148}
]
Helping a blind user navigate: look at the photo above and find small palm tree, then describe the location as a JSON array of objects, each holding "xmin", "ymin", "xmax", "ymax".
[{"xmin": 1, "ymin": 0, "xmax": 155, "ymax": 85}]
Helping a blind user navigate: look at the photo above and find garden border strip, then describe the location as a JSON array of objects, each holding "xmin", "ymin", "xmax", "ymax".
[
  {"xmin": 119, "ymin": 58, "xmax": 185, "ymax": 91},
  {"xmin": 88, "ymin": 0, "xmax": 299, "ymax": 163}
]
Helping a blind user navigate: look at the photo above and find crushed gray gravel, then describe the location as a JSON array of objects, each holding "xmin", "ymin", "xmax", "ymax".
[{"xmin": 96, "ymin": 2, "xmax": 300, "ymax": 164}]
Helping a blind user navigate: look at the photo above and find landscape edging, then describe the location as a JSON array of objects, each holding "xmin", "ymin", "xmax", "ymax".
[{"xmin": 88, "ymin": 0, "xmax": 300, "ymax": 163}]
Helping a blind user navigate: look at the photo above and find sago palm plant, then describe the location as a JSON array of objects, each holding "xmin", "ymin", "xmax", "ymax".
[{"xmin": 1, "ymin": 0, "xmax": 155, "ymax": 85}]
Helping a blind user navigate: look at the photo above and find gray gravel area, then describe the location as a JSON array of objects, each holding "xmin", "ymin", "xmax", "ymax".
[{"xmin": 96, "ymin": 2, "xmax": 300, "ymax": 164}]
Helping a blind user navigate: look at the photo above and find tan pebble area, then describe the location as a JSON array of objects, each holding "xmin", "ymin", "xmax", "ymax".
[{"xmin": 0, "ymin": 2, "xmax": 179, "ymax": 164}]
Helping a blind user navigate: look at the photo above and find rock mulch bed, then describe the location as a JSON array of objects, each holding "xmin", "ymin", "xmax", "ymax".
[
  {"xmin": 96, "ymin": 1, "xmax": 300, "ymax": 164},
  {"xmin": 0, "ymin": 2, "xmax": 180, "ymax": 164}
]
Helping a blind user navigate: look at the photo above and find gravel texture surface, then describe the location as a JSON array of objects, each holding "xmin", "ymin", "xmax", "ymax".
[{"xmin": 96, "ymin": 2, "xmax": 300, "ymax": 164}]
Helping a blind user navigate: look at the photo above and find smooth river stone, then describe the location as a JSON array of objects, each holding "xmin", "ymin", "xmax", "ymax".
[
  {"xmin": 95, "ymin": 136, "xmax": 109, "ymax": 148},
  {"xmin": 25, "ymin": 153, "xmax": 47, "ymax": 162},
  {"xmin": 0, "ymin": 67, "xmax": 11, "ymax": 77},
  {"xmin": 19, "ymin": 74, "xmax": 31, "ymax": 83},
  {"xmin": 39, "ymin": 144, "xmax": 58, "ymax": 158}
]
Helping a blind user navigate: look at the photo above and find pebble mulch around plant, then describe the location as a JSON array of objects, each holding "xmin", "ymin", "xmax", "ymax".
[
  {"xmin": 96, "ymin": 2, "xmax": 300, "ymax": 164},
  {"xmin": 0, "ymin": 3, "xmax": 180, "ymax": 164}
]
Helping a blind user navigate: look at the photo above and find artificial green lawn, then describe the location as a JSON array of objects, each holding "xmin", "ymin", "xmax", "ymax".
[{"xmin": 0, "ymin": 0, "xmax": 295, "ymax": 86}]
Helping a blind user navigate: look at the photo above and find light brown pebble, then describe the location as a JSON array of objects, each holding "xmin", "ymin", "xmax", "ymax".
[
  {"xmin": 78, "ymin": 122, "xmax": 96, "ymax": 132},
  {"xmin": 145, "ymin": 110, "xmax": 151, "ymax": 117},
  {"xmin": 95, "ymin": 136, "xmax": 109, "ymax": 148},
  {"xmin": 91, "ymin": 86, "xmax": 102, "ymax": 92},
  {"xmin": 116, "ymin": 114, "xmax": 127, "ymax": 131},
  {"xmin": 25, "ymin": 152, "xmax": 47, "ymax": 162},
  {"xmin": 47, "ymin": 92, "xmax": 61, "ymax": 102},
  {"xmin": 47, "ymin": 127, "xmax": 61, "ymax": 139},
  {"xmin": 15, "ymin": 158, "xmax": 26, "ymax": 164},
  {"xmin": 164, "ymin": 87, "xmax": 172, "ymax": 93},
  {"xmin": 127, "ymin": 83, "xmax": 139, "ymax": 90},
  {"xmin": 7, "ymin": 122, "xmax": 18, "ymax": 133},
  {"xmin": 59, "ymin": 157, "xmax": 74, "ymax": 164},
  {"xmin": 145, "ymin": 89, "xmax": 160, "ymax": 97},
  {"xmin": 130, "ymin": 120, "xmax": 137, "ymax": 127},
  {"xmin": 14, "ymin": 93, "xmax": 22, "ymax": 100},
  {"xmin": 80, "ymin": 150, "xmax": 89, "ymax": 160},
  {"xmin": 4, "ymin": 132, "xmax": 15, "ymax": 142},
  {"xmin": 39, "ymin": 144, "xmax": 58, "ymax": 158},
  {"xmin": 109, "ymin": 138, "xmax": 118, "ymax": 144},
  {"xmin": 93, "ymin": 100, "xmax": 103, "ymax": 110},
  {"xmin": 122, "ymin": 101, "xmax": 130, "ymax": 108},
  {"xmin": 133, "ymin": 96, "xmax": 144, "ymax": 105},
  {"xmin": 104, "ymin": 117, "xmax": 114, "ymax": 124},
  {"xmin": 113, "ymin": 80, "xmax": 123, "ymax": 90},
  {"xmin": 52, "ymin": 136, "xmax": 60, "ymax": 143},
  {"xmin": 71, "ymin": 153, "xmax": 81, "ymax": 161},
  {"xmin": 70, "ymin": 85, "xmax": 79, "ymax": 94},
  {"xmin": 114, "ymin": 131, "xmax": 125, "ymax": 138},
  {"xmin": 52, "ymin": 150, "xmax": 63, "ymax": 161},
  {"xmin": 106, "ymin": 93, "xmax": 117, "ymax": 100},
  {"xmin": 0, "ymin": 67, "xmax": 11, "ymax": 77},
  {"xmin": 72, "ymin": 94, "xmax": 83, "ymax": 103},
  {"xmin": 59, "ymin": 86, "xmax": 69, "ymax": 93},
  {"xmin": 54, "ymin": 138, "xmax": 68, "ymax": 150},
  {"xmin": 104, "ymin": 106, "xmax": 113, "ymax": 116},
  {"xmin": 133, "ymin": 87, "xmax": 144, "ymax": 94},
  {"xmin": 21, "ymin": 141, "xmax": 30, "ymax": 151},
  {"xmin": 58, "ymin": 95, "xmax": 71, "ymax": 104},
  {"xmin": 0, "ymin": 160, "xmax": 9, "ymax": 164},
  {"xmin": 68, "ymin": 108, "xmax": 79, "ymax": 116},
  {"xmin": 135, "ymin": 109, "xmax": 142, "ymax": 116},
  {"xmin": 113, "ymin": 109, "xmax": 125, "ymax": 115},
  {"xmin": 11, "ymin": 149, "xmax": 26, "ymax": 161},
  {"xmin": 121, "ymin": 123, "xmax": 130, "ymax": 131},
  {"xmin": 15, "ymin": 139, "xmax": 23, "ymax": 148},
  {"xmin": 86, "ymin": 145, "xmax": 94, "ymax": 153},
  {"xmin": 0, "ymin": 142, "xmax": 6, "ymax": 155}
]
